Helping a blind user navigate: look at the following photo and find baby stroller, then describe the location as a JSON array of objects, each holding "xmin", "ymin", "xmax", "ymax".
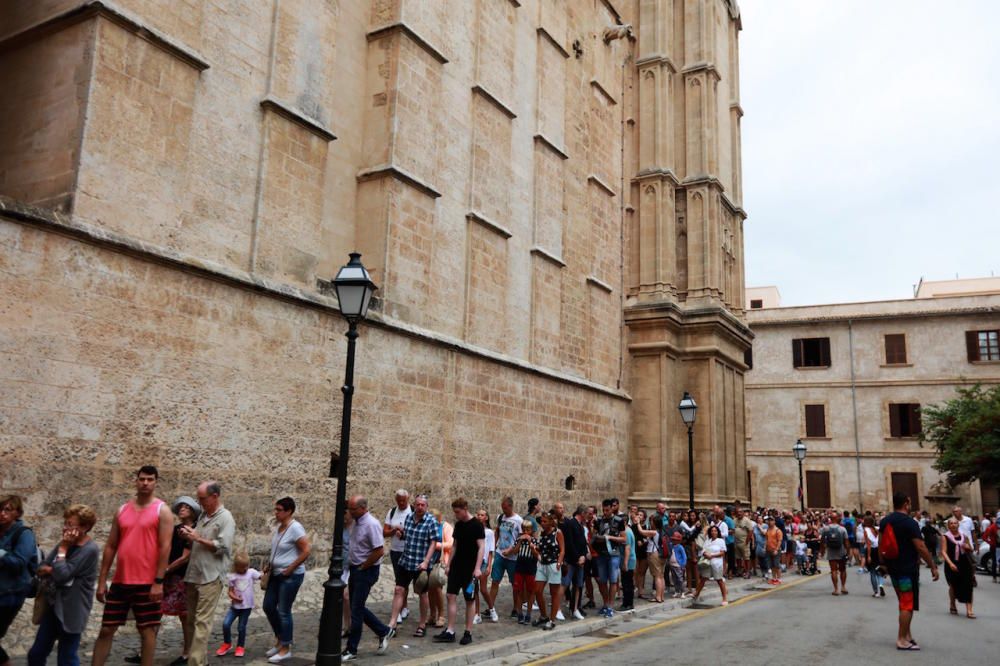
[{"xmin": 797, "ymin": 540, "xmax": 819, "ymax": 575}]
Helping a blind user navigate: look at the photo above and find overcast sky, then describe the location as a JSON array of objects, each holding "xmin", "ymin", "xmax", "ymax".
[{"xmin": 739, "ymin": 0, "xmax": 1000, "ymax": 306}]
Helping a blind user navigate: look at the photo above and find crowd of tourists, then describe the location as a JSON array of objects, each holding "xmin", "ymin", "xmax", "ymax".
[{"xmin": 1, "ymin": 468, "xmax": 998, "ymax": 664}]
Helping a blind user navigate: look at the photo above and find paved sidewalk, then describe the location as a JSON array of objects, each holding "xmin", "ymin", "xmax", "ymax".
[{"xmin": 92, "ymin": 574, "xmax": 773, "ymax": 665}]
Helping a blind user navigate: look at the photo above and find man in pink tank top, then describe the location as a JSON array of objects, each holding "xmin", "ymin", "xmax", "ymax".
[{"xmin": 92, "ymin": 466, "xmax": 173, "ymax": 666}]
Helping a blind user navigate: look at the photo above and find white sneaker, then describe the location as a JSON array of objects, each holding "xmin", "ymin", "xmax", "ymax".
[
  {"xmin": 555, "ymin": 610, "xmax": 565, "ymax": 621},
  {"xmin": 532, "ymin": 602, "xmax": 539, "ymax": 611},
  {"xmin": 572, "ymin": 609, "xmax": 585, "ymax": 620},
  {"xmin": 473, "ymin": 613, "xmax": 482, "ymax": 625},
  {"xmin": 489, "ymin": 607, "xmax": 499, "ymax": 622},
  {"xmin": 265, "ymin": 647, "xmax": 280, "ymax": 658},
  {"xmin": 268, "ymin": 652, "xmax": 292, "ymax": 663},
  {"xmin": 400, "ymin": 607, "xmax": 410, "ymax": 621}
]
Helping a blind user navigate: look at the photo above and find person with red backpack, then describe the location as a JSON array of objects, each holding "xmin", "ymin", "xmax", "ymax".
[{"xmin": 878, "ymin": 492, "xmax": 938, "ymax": 652}]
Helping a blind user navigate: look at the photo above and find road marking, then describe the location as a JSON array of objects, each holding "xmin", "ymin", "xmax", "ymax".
[{"xmin": 529, "ymin": 576, "xmax": 815, "ymax": 664}]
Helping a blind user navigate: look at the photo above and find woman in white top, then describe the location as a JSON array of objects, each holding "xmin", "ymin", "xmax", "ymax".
[
  {"xmin": 691, "ymin": 525, "xmax": 729, "ymax": 606},
  {"xmin": 427, "ymin": 509, "xmax": 453, "ymax": 628},
  {"xmin": 263, "ymin": 497, "xmax": 311, "ymax": 663},
  {"xmin": 862, "ymin": 516, "xmax": 884, "ymax": 597},
  {"xmin": 474, "ymin": 509, "xmax": 495, "ymax": 623}
]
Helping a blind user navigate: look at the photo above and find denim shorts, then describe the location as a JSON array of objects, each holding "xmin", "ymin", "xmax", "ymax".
[
  {"xmin": 491, "ymin": 556, "xmax": 517, "ymax": 583},
  {"xmin": 595, "ymin": 553, "xmax": 621, "ymax": 584},
  {"xmin": 562, "ymin": 562, "xmax": 585, "ymax": 588}
]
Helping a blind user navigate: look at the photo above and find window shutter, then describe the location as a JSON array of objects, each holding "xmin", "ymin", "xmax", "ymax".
[
  {"xmin": 889, "ymin": 404, "xmax": 901, "ymax": 438},
  {"xmin": 908, "ymin": 405, "xmax": 921, "ymax": 436},
  {"xmin": 792, "ymin": 339, "xmax": 802, "ymax": 368},
  {"xmin": 820, "ymin": 338, "xmax": 831, "ymax": 366},
  {"xmin": 885, "ymin": 334, "xmax": 906, "ymax": 364},
  {"xmin": 805, "ymin": 404, "xmax": 826, "ymax": 438},
  {"xmin": 744, "ymin": 347, "xmax": 753, "ymax": 369},
  {"xmin": 966, "ymin": 331, "xmax": 980, "ymax": 361}
]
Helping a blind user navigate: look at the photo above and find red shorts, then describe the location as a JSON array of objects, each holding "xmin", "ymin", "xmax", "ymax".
[
  {"xmin": 101, "ymin": 584, "xmax": 162, "ymax": 627},
  {"xmin": 513, "ymin": 572, "xmax": 535, "ymax": 596}
]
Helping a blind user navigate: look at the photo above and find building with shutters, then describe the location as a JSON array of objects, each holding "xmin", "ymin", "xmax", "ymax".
[
  {"xmin": 744, "ymin": 278, "xmax": 1000, "ymax": 517},
  {"xmin": 0, "ymin": 0, "xmax": 751, "ymax": 575}
]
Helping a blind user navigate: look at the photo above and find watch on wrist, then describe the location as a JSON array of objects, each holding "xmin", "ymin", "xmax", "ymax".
[{"xmin": 154, "ymin": 577, "xmax": 165, "ymax": 584}]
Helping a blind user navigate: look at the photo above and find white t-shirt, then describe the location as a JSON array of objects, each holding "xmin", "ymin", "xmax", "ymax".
[
  {"xmin": 981, "ymin": 518, "xmax": 991, "ymax": 536},
  {"xmin": 482, "ymin": 528, "xmax": 495, "ymax": 565},
  {"xmin": 704, "ymin": 537, "xmax": 727, "ymax": 558},
  {"xmin": 711, "ymin": 520, "xmax": 729, "ymax": 539},
  {"xmin": 864, "ymin": 526, "xmax": 879, "ymax": 548},
  {"xmin": 271, "ymin": 520, "xmax": 307, "ymax": 574},
  {"xmin": 384, "ymin": 504, "xmax": 413, "ymax": 553},
  {"xmin": 957, "ymin": 515, "xmax": 975, "ymax": 545},
  {"xmin": 495, "ymin": 513, "xmax": 523, "ymax": 560}
]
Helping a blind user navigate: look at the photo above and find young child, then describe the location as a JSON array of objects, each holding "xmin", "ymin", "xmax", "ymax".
[
  {"xmin": 216, "ymin": 553, "xmax": 261, "ymax": 657},
  {"xmin": 503, "ymin": 520, "xmax": 538, "ymax": 625},
  {"xmin": 668, "ymin": 532, "xmax": 689, "ymax": 597}
]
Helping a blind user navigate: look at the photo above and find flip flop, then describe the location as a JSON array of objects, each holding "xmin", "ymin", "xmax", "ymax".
[
  {"xmin": 832, "ymin": 591, "xmax": 840, "ymax": 596},
  {"xmin": 896, "ymin": 644, "xmax": 920, "ymax": 651},
  {"xmin": 841, "ymin": 590, "xmax": 848, "ymax": 595},
  {"xmin": 966, "ymin": 613, "xmax": 976, "ymax": 619},
  {"xmin": 413, "ymin": 626, "xmax": 426, "ymax": 637},
  {"xmin": 950, "ymin": 608, "xmax": 958, "ymax": 615}
]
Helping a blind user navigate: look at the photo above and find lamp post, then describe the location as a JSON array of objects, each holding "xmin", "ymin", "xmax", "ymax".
[
  {"xmin": 316, "ymin": 253, "xmax": 377, "ymax": 666},
  {"xmin": 678, "ymin": 392, "xmax": 698, "ymax": 510},
  {"xmin": 793, "ymin": 439, "xmax": 807, "ymax": 513}
]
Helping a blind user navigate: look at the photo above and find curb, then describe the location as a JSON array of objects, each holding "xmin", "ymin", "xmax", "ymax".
[{"xmin": 392, "ymin": 577, "xmax": 762, "ymax": 666}]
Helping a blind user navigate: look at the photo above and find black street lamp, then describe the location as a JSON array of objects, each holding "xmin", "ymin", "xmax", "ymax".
[
  {"xmin": 793, "ymin": 439, "xmax": 807, "ymax": 513},
  {"xmin": 316, "ymin": 253, "xmax": 377, "ymax": 666},
  {"xmin": 678, "ymin": 392, "xmax": 697, "ymax": 510}
]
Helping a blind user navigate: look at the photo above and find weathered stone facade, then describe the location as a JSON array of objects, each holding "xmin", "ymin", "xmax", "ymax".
[
  {"xmin": 745, "ymin": 285, "xmax": 1000, "ymax": 515},
  {"xmin": 0, "ymin": 1, "xmax": 749, "ymax": 648}
]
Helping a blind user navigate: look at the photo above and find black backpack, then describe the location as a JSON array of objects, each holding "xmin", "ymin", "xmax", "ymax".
[
  {"xmin": 9, "ymin": 524, "xmax": 43, "ymax": 597},
  {"xmin": 824, "ymin": 526, "xmax": 844, "ymax": 550}
]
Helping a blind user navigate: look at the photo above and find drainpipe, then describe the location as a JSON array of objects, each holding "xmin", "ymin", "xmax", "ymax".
[{"xmin": 848, "ymin": 319, "xmax": 864, "ymax": 511}]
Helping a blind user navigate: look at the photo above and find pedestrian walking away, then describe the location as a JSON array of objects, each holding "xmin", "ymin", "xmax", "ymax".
[
  {"xmin": 182, "ymin": 481, "xmax": 236, "ymax": 666},
  {"xmin": 91, "ymin": 467, "xmax": 173, "ymax": 666},
  {"xmin": 820, "ymin": 516, "xmax": 849, "ymax": 596},
  {"xmin": 879, "ymin": 492, "xmax": 939, "ymax": 651}
]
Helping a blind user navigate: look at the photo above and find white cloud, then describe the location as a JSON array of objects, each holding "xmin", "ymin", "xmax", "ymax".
[{"xmin": 740, "ymin": 0, "xmax": 1000, "ymax": 305}]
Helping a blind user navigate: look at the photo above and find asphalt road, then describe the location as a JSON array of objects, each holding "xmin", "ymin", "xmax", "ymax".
[{"xmin": 553, "ymin": 569, "xmax": 999, "ymax": 665}]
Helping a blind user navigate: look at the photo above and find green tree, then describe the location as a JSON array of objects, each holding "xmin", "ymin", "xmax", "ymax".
[{"xmin": 919, "ymin": 384, "xmax": 1000, "ymax": 488}]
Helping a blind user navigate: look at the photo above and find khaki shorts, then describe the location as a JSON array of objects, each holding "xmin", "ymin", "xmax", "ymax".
[
  {"xmin": 735, "ymin": 542, "xmax": 750, "ymax": 560},
  {"xmin": 647, "ymin": 552, "xmax": 665, "ymax": 578}
]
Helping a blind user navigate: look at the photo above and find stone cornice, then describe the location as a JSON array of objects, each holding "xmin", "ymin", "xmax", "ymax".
[
  {"xmin": 260, "ymin": 96, "xmax": 337, "ymax": 142},
  {"xmin": 467, "ymin": 210, "xmax": 512, "ymax": 239},
  {"xmin": 626, "ymin": 299, "xmax": 754, "ymax": 342},
  {"xmin": 635, "ymin": 54, "xmax": 677, "ymax": 73},
  {"xmin": 587, "ymin": 174, "xmax": 617, "ymax": 197},
  {"xmin": 356, "ymin": 164, "xmax": 441, "ymax": 199},
  {"xmin": 533, "ymin": 133, "xmax": 569, "ymax": 160},
  {"xmin": 748, "ymin": 378, "xmax": 1000, "ymax": 390},
  {"xmin": 472, "ymin": 84, "xmax": 517, "ymax": 119},
  {"xmin": 530, "ymin": 246, "xmax": 566, "ymax": 267},
  {"xmin": 730, "ymin": 102, "xmax": 745, "ymax": 118},
  {"xmin": 632, "ymin": 168, "xmax": 680, "ymax": 186},
  {"xmin": 0, "ymin": 0, "xmax": 210, "ymax": 70},
  {"xmin": 537, "ymin": 27, "xmax": 570, "ymax": 59},
  {"xmin": 0, "ymin": 195, "xmax": 631, "ymax": 403},
  {"xmin": 720, "ymin": 191, "xmax": 747, "ymax": 219},
  {"xmin": 366, "ymin": 21, "xmax": 448, "ymax": 64},
  {"xmin": 680, "ymin": 62, "xmax": 721, "ymax": 81},
  {"xmin": 587, "ymin": 276, "xmax": 614, "ymax": 294},
  {"xmin": 748, "ymin": 303, "xmax": 1000, "ymax": 326},
  {"xmin": 747, "ymin": 450, "xmax": 936, "ymax": 459},
  {"xmin": 589, "ymin": 78, "xmax": 617, "ymax": 105}
]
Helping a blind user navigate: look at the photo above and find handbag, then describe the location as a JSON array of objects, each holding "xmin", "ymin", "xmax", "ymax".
[
  {"xmin": 31, "ymin": 582, "xmax": 51, "ymax": 625},
  {"xmin": 262, "ymin": 522, "xmax": 294, "ymax": 589},
  {"xmin": 428, "ymin": 562, "xmax": 447, "ymax": 589}
]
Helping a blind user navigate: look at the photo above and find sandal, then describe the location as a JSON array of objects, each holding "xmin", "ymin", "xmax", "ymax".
[
  {"xmin": 435, "ymin": 617, "xmax": 445, "ymax": 628},
  {"xmin": 413, "ymin": 626, "xmax": 426, "ymax": 637},
  {"xmin": 966, "ymin": 613, "xmax": 976, "ymax": 619},
  {"xmin": 949, "ymin": 607, "xmax": 958, "ymax": 615}
]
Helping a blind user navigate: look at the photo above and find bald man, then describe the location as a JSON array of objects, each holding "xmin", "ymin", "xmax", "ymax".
[{"xmin": 343, "ymin": 496, "xmax": 393, "ymax": 661}]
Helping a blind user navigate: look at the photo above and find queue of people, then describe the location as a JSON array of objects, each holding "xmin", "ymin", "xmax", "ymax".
[{"xmin": 2, "ymin": 476, "xmax": 998, "ymax": 664}]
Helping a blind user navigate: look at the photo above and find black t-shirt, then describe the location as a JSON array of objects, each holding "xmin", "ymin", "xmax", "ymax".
[
  {"xmin": 880, "ymin": 511, "xmax": 922, "ymax": 576},
  {"xmin": 515, "ymin": 537, "xmax": 539, "ymax": 574},
  {"xmin": 921, "ymin": 523, "xmax": 939, "ymax": 545},
  {"xmin": 451, "ymin": 518, "xmax": 485, "ymax": 575}
]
